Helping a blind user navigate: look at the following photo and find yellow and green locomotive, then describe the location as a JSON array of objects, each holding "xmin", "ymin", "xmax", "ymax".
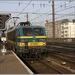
[{"xmin": 7, "ymin": 22, "xmax": 47, "ymax": 57}]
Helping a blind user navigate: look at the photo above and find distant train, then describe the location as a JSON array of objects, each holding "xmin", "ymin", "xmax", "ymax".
[{"xmin": 7, "ymin": 21, "xmax": 47, "ymax": 57}]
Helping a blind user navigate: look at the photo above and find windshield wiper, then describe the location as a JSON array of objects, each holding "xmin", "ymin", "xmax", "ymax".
[{"xmin": 34, "ymin": 32, "xmax": 39, "ymax": 35}]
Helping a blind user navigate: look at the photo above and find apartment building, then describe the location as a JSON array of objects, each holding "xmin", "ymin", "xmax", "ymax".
[
  {"xmin": 61, "ymin": 22, "xmax": 75, "ymax": 38},
  {"xmin": 45, "ymin": 20, "xmax": 61, "ymax": 38},
  {"xmin": 45, "ymin": 22, "xmax": 53, "ymax": 38}
]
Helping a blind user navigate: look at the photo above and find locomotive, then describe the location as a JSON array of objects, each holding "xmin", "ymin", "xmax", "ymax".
[{"xmin": 7, "ymin": 21, "xmax": 47, "ymax": 57}]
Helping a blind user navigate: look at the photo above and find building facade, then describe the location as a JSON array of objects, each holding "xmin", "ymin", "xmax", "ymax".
[
  {"xmin": 61, "ymin": 22, "xmax": 75, "ymax": 38},
  {"xmin": 45, "ymin": 19, "xmax": 75, "ymax": 38},
  {"xmin": 45, "ymin": 20, "xmax": 61, "ymax": 38}
]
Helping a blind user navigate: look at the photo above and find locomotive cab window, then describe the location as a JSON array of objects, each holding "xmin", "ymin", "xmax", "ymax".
[
  {"xmin": 33, "ymin": 28, "xmax": 43, "ymax": 36},
  {"xmin": 23, "ymin": 28, "xmax": 32, "ymax": 36},
  {"xmin": 16, "ymin": 30, "xmax": 20, "ymax": 37}
]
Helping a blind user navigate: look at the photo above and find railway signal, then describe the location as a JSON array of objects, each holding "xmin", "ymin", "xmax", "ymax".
[{"xmin": 0, "ymin": 14, "xmax": 11, "ymax": 30}]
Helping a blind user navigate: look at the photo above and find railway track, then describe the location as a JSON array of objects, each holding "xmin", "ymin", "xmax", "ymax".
[
  {"xmin": 47, "ymin": 44, "xmax": 75, "ymax": 56},
  {"xmin": 1, "ymin": 43, "xmax": 75, "ymax": 74},
  {"xmin": 18, "ymin": 54, "xmax": 75, "ymax": 74},
  {"xmin": 47, "ymin": 43, "xmax": 75, "ymax": 49},
  {"xmin": 46, "ymin": 53, "xmax": 75, "ymax": 71},
  {"xmin": 26, "ymin": 58, "xmax": 64, "ymax": 74},
  {"xmin": 56, "ymin": 53, "xmax": 75, "ymax": 62}
]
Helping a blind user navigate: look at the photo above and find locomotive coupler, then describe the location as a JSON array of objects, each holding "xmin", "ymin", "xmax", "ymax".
[
  {"xmin": 22, "ymin": 40, "xmax": 29, "ymax": 54},
  {"xmin": 25, "ymin": 40, "xmax": 28, "ymax": 49}
]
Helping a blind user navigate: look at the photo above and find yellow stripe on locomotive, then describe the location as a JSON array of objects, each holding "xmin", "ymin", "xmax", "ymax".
[
  {"xmin": 7, "ymin": 36, "xmax": 46, "ymax": 47},
  {"xmin": 17, "ymin": 36, "xmax": 46, "ymax": 47},
  {"xmin": 17, "ymin": 36, "xmax": 46, "ymax": 39},
  {"xmin": 17, "ymin": 41, "xmax": 46, "ymax": 47}
]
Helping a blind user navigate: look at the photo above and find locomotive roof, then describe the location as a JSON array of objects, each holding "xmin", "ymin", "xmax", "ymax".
[
  {"xmin": 17, "ymin": 21, "xmax": 44, "ymax": 28},
  {"xmin": 17, "ymin": 25, "xmax": 44, "ymax": 28},
  {"xmin": 7, "ymin": 25, "xmax": 44, "ymax": 33}
]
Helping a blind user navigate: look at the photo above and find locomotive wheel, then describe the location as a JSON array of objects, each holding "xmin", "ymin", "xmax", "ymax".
[
  {"xmin": 38, "ymin": 53, "xmax": 42, "ymax": 59},
  {"xmin": 22, "ymin": 53, "xmax": 29, "ymax": 58},
  {"xmin": 29, "ymin": 49, "xmax": 33, "ymax": 58}
]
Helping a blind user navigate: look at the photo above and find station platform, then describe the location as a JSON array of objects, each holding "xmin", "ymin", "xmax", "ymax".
[{"xmin": 0, "ymin": 50, "xmax": 33, "ymax": 74}]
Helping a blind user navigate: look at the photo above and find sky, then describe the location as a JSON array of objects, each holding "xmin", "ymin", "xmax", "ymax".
[{"xmin": 0, "ymin": 0, "xmax": 75, "ymax": 28}]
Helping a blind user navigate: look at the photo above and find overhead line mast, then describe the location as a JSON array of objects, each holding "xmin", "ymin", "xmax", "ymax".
[{"xmin": 52, "ymin": 0, "xmax": 55, "ymax": 38}]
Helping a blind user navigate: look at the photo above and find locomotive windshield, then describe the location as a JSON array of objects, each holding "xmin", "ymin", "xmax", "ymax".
[
  {"xmin": 23, "ymin": 28, "xmax": 44, "ymax": 36},
  {"xmin": 33, "ymin": 28, "xmax": 43, "ymax": 36},
  {"xmin": 23, "ymin": 28, "xmax": 32, "ymax": 36}
]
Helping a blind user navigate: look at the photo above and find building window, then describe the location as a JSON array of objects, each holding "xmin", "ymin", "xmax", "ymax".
[
  {"xmin": 61, "ymin": 31, "xmax": 64, "ymax": 33},
  {"xmin": 64, "ymin": 27, "xmax": 68, "ymax": 29},
  {"xmin": 65, "ymin": 31, "xmax": 67, "ymax": 33},
  {"xmin": 65, "ymin": 34, "xmax": 67, "ymax": 36},
  {"xmin": 61, "ymin": 35, "xmax": 64, "ymax": 37},
  {"xmin": 62, "ymin": 26, "xmax": 64, "ymax": 29}
]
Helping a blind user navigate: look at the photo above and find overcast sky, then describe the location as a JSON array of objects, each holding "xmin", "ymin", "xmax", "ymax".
[{"xmin": 0, "ymin": 0, "xmax": 75, "ymax": 28}]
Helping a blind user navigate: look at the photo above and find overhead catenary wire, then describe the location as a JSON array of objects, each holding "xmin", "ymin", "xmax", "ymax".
[
  {"xmin": 39, "ymin": 11, "xmax": 75, "ymax": 23},
  {"xmin": 16, "ymin": 0, "xmax": 32, "ymax": 17},
  {"xmin": 30, "ymin": 4, "xmax": 75, "ymax": 22},
  {"xmin": 30, "ymin": 1, "xmax": 73, "ymax": 22},
  {"xmin": 28, "ymin": 1, "xmax": 52, "ymax": 19},
  {"xmin": 3, "ymin": 3, "xmax": 74, "ymax": 24},
  {"xmin": 13, "ymin": 1, "xmax": 23, "ymax": 16},
  {"xmin": 29, "ymin": 1, "xmax": 70, "ymax": 21},
  {"xmin": 30, "ymin": 1, "xmax": 74, "ymax": 25},
  {"xmin": 55, "ymin": 11, "xmax": 75, "ymax": 20},
  {"xmin": 7, "ymin": 0, "xmax": 32, "ymax": 27},
  {"xmin": 30, "ymin": 6, "xmax": 74, "ymax": 21},
  {"xmin": 3, "ymin": 1, "xmax": 73, "ymax": 28},
  {"xmin": 34, "ymin": 11, "xmax": 75, "ymax": 26},
  {"xmin": 3, "ymin": 1, "xmax": 74, "ymax": 26}
]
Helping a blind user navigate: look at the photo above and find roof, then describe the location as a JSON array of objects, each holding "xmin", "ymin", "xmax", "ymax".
[{"xmin": 7, "ymin": 25, "xmax": 44, "ymax": 33}]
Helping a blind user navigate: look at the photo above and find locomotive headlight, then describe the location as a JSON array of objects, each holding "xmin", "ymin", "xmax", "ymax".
[
  {"xmin": 43, "ymin": 40, "xmax": 46, "ymax": 46},
  {"xmin": 43, "ymin": 42, "xmax": 46, "ymax": 46},
  {"xmin": 21, "ymin": 40, "xmax": 25, "ymax": 46},
  {"xmin": 22, "ymin": 43, "xmax": 25, "ymax": 46},
  {"xmin": 39, "ymin": 39, "xmax": 46, "ymax": 46}
]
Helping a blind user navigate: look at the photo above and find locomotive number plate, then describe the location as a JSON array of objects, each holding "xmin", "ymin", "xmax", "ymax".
[{"xmin": 30, "ymin": 42, "xmax": 38, "ymax": 46}]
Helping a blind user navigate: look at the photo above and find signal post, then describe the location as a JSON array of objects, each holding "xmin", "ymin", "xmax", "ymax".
[{"xmin": 0, "ymin": 13, "xmax": 11, "ymax": 55}]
